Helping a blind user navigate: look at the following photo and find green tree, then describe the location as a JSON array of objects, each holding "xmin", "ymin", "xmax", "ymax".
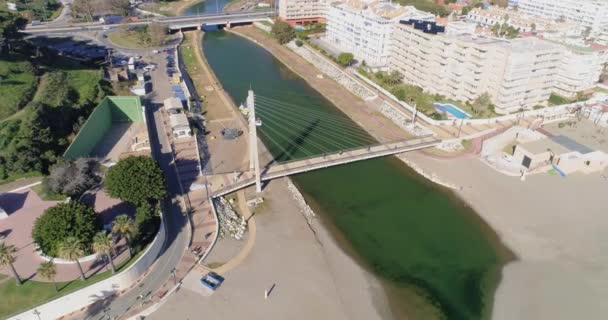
[
  {"xmin": 385, "ymin": 70, "xmax": 404, "ymax": 86},
  {"xmin": 0, "ymin": 243, "xmax": 21, "ymax": 285},
  {"xmin": 112, "ymin": 214, "xmax": 137, "ymax": 259},
  {"xmin": 32, "ymin": 201, "xmax": 101, "ymax": 257},
  {"xmin": 472, "ymin": 92, "xmax": 492, "ymax": 114},
  {"xmin": 92, "ymin": 231, "xmax": 116, "ymax": 274},
  {"xmin": 271, "ymin": 20, "xmax": 296, "ymax": 44},
  {"xmin": 109, "ymin": 0, "xmax": 131, "ymax": 16},
  {"xmin": 0, "ymin": 12, "xmax": 27, "ymax": 53},
  {"xmin": 37, "ymin": 261, "xmax": 58, "ymax": 291},
  {"xmin": 58, "ymin": 237, "xmax": 86, "ymax": 280},
  {"xmin": 71, "ymin": 0, "xmax": 96, "ymax": 22},
  {"xmin": 336, "ymin": 52, "xmax": 354, "ymax": 67},
  {"xmin": 105, "ymin": 156, "xmax": 166, "ymax": 206}
]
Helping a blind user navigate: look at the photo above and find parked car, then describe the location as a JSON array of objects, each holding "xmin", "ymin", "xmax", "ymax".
[
  {"xmin": 200, "ymin": 272, "xmax": 224, "ymax": 291},
  {"xmin": 143, "ymin": 65, "xmax": 156, "ymax": 71}
]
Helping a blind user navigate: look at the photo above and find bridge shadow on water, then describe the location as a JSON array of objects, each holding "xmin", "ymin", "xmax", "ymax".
[{"xmin": 262, "ymin": 119, "xmax": 321, "ymax": 168}]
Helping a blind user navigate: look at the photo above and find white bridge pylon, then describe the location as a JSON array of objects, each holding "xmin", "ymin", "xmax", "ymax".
[{"xmin": 247, "ymin": 90, "xmax": 262, "ymax": 193}]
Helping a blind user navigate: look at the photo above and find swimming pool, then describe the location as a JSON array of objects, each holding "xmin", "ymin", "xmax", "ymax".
[{"xmin": 434, "ymin": 103, "xmax": 471, "ymax": 119}]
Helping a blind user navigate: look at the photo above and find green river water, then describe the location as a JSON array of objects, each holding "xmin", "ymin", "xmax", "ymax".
[{"xmin": 201, "ymin": 30, "xmax": 512, "ymax": 320}]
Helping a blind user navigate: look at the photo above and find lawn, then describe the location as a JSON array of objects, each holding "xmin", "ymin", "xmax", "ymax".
[
  {"xmin": 0, "ymin": 58, "xmax": 38, "ymax": 121},
  {"xmin": 179, "ymin": 38, "xmax": 206, "ymax": 95},
  {"xmin": 108, "ymin": 30, "xmax": 152, "ymax": 49},
  {"xmin": 139, "ymin": 1, "xmax": 179, "ymax": 16},
  {"xmin": 108, "ymin": 29, "xmax": 176, "ymax": 49},
  {"xmin": 31, "ymin": 183, "xmax": 66, "ymax": 201},
  {"xmin": 0, "ymin": 249, "xmax": 145, "ymax": 318},
  {"xmin": 67, "ymin": 69, "xmax": 102, "ymax": 105}
]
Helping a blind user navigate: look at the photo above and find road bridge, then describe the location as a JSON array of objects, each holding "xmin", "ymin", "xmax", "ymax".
[{"xmin": 22, "ymin": 11, "xmax": 275, "ymax": 34}]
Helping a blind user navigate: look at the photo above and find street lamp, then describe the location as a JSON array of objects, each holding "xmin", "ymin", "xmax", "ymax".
[
  {"xmin": 33, "ymin": 309, "xmax": 41, "ymax": 320},
  {"xmin": 171, "ymin": 268, "xmax": 177, "ymax": 284},
  {"xmin": 457, "ymin": 118, "xmax": 464, "ymax": 138}
]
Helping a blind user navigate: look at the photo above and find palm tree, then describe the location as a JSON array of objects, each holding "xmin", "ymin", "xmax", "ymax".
[
  {"xmin": 0, "ymin": 243, "xmax": 21, "ymax": 285},
  {"xmin": 112, "ymin": 215, "xmax": 137, "ymax": 259},
  {"xmin": 58, "ymin": 237, "xmax": 86, "ymax": 281},
  {"xmin": 37, "ymin": 261, "xmax": 58, "ymax": 292},
  {"xmin": 92, "ymin": 231, "xmax": 116, "ymax": 274}
]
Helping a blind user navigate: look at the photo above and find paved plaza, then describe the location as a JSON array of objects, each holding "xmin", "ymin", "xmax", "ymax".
[{"xmin": 0, "ymin": 188, "xmax": 130, "ymax": 282}]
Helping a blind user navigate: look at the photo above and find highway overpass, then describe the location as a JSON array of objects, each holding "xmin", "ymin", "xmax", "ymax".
[{"xmin": 22, "ymin": 11, "xmax": 276, "ymax": 34}]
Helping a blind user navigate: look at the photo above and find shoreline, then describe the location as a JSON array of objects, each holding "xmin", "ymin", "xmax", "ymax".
[
  {"xmin": 226, "ymin": 26, "xmax": 512, "ymax": 320},
  {"xmin": 226, "ymin": 27, "xmax": 510, "ymax": 319}
]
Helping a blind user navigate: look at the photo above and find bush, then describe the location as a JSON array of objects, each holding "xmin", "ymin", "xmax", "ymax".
[
  {"xmin": 45, "ymin": 158, "xmax": 100, "ymax": 197},
  {"xmin": 549, "ymin": 93, "xmax": 568, "ymax": 106},
  {"xmin": 105, "ymin": 156, "xmax": 166, "ymax": 206},
  {"xmin": 295, "ymin": 39, "xmax": 303, "ymax": 47},
  {"xmin": 336, "ymin": 52, "xmax": 354, "ymax": 67},
  {"xmin": 32, "ymin": 201, "xmax": 101, "ymax": 256}
]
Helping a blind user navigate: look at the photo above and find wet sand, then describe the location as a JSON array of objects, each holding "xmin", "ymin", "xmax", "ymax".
[{"xmin": 401, "ymin": 152, "xmax": 608, "ymax": 320}]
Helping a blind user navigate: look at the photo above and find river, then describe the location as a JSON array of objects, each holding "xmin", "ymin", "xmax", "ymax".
[
  {"xmin": 183, "ymin": 0, "xmax": 233, "ymax": 15},
  {"xmin": 200, "ymin": 30, "xmax": 510, "ymax": 320}
]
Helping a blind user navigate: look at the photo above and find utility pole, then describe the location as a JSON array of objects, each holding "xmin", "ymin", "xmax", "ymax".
[{"xmin": 247, "ymin": 90, "xmax": 262, "ymax": 193}]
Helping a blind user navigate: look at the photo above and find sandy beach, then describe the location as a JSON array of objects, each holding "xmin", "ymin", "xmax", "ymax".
[
  {"xmin": 401, "ymin": 152, "xmax": 608, "ymax": 320},
  {"xmin": 149, "ymin": 178, "xmax": 393, "ymax": 320}
]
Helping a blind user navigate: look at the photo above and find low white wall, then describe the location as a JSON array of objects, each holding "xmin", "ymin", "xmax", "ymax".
[
  {"xmin": 39, "ymin": 252, "xmax": 98, "ymax": 264},
  {"xmin": 253, "ymin": 21, "xmax": 271, "ymax": 33},
  {"xmin": 9, "ymin": 215, "xmax": 166, "ymax": 320}
]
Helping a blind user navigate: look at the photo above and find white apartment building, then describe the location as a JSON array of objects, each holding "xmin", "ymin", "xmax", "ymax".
[
  {"xmin": 466, "ymin": 6, "xmax": 572, "ymax": 34},
  {"xmin": 388, "ymin": 20, "xmax": 565, "ymax": 114},
  {"xmin": 495, "ymin": 38, "xmax": 563, "ymax": 112},
  {"xmin": 325, "ymin": 0, "xmax": 434, "ymax": 68},
  {"xmin": 515, "ymin": 0, "xmax": 608, "ymax": 39},
  {"xmin": 278, "ymin": 0, "xmax": 328, "ymax": 26},
  {"xmin": 547, "ymin": 38, "xmax": 608, "ymax": 98}
]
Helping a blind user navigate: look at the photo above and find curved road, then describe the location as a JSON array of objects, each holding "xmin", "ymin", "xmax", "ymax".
[{"xmin": 71, "ymin": 58, "xmax": 191, "ymax": 320}]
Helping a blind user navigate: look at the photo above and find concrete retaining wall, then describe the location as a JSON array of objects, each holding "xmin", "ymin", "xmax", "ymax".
[{"xmin": 9, "ymin": 215, "xmax": 166, "ymax": 320}]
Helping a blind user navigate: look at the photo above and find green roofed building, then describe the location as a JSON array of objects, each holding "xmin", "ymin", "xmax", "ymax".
[{"xmin": 64, "ymin": 96, "xmax": 150, "ymax": 161}]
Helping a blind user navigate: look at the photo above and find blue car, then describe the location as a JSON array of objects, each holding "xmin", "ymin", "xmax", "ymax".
[{"xmin": 200, "ymin": 272, "xmax": 224, "ymax": 291}]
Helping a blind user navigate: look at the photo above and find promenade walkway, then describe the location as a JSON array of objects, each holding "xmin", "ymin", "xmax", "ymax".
[{"xmin": 0, "ymin": 188, "xmax": 131, "ymax": 282}]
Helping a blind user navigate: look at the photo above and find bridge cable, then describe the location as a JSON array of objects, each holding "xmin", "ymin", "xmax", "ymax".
[
  {"xmin": 255, "ymin": 96, "xmax": 378, "ymax": 143},
  {"xmin": 255, "ymin": 102, "xmax": 378, "ymax": 146},
  {"xmin": 257, "ymin": 115, "xmax": 334, "ymax": 155},
  {"xmin": 257, "ymin": 111, "xmax": 347, "ymax": 153},
  {"xmin": 255, "ymin": 119, "xmax": 315, "ymax": 158},
  {"xmin": 257, "ymin": 107, "xmax": 375, "ymax": 150}
]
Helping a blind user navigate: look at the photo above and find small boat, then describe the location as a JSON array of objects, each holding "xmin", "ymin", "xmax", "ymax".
[{"xmin": 255, "ymin": 118, "xmax": 263, "ymax": 126}]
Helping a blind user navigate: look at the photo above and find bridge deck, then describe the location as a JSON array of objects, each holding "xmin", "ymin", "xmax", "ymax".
[{"xmin": 207, "ymin": 135, "xmax": 440, "ymax": 197}]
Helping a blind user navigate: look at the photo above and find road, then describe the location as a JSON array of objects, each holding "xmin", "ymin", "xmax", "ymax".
[
  {"xmin": 23, "ymin": 11, "xmax": 275, "ymax": 34},
  {"xmin": 72, "ymin": 53, "xmax": 190, "ymax": 320}
]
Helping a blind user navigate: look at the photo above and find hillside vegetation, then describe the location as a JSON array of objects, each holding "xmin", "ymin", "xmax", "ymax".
[
  {"xmin": 0, "ymin": 52, "xmax": 110, "ymax": 182},
  {"xmin": 0, "ymin": 0, "xmax": 62, "ymax": 21}
]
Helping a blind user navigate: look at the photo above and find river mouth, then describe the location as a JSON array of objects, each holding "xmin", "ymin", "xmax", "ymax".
[{"xmin": 201, "ymin": 29, "xmax": 513, "ymax": 320}]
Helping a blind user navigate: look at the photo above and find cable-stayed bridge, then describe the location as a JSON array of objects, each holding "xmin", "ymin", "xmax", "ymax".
[{"xmin": 189, "ymin": 90, "xmax": 441, "ymax": 198}]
